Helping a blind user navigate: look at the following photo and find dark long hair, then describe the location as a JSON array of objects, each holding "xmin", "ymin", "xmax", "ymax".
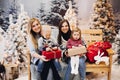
[{"xmin": 57, "ymin": 19, "xmax": 71, "ymax": 45}]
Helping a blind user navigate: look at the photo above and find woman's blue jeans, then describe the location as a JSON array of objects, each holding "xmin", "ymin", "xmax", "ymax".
[
  {"xmin": 31, "ymin": 63, "xmax": 53, "ymax": 80},
  {"xmin": 30, "ymin": 64, "xmax": 41, "ymax": 80},
  {"xmin": 64, "ymin": 56, "xmax": 86, "ymax": 80}
]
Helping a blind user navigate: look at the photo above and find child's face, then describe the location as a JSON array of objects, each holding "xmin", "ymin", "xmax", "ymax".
[
  {"xmin": 72, "ymin": 31, "xmax": 80, "ymax": 40},
  {"xmin": 44, "ymin": 31, "xmax": 51, "ymax": 39}
]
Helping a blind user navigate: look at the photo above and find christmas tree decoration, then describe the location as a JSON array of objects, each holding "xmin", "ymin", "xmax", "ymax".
[{"xmin": 90, "ymin": 0, "xmax": 116, "ymax": 42}]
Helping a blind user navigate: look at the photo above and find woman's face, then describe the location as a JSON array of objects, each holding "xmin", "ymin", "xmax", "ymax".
[
  {"xmin": 32, "ymin": 20, "xmax": 41, "ymax": 33},
  {"xmin": 61, "ymin": 22, "xmax": 69, "ymax": 33}
]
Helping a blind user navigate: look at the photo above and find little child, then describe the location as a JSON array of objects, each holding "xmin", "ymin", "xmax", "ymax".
[
  {"xmin": 37, "ymin": 25, "xmax": 61, "ymax": 80},
  {"xmin": 66, "ymin": 27, "xmax": 86, "ymax": 75}
]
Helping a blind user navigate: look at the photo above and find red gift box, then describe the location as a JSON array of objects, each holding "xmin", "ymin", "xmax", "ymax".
[
  {"xmin": 86, "ymin": 41, "xmax": 109, "ymax": 63},
  {"xmin": 42, "ymin": 50, "xmax": 61, "ymax": 59}
]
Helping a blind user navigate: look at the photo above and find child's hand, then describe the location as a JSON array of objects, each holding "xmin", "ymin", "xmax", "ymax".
[
  {"xmin": 52, "ymin": 47, "xmax": 58, "ymax": 50},
  {"xmin": 46, "ymin": 47, "xmax": 52, "ymax": 51},
  {"xmin": 78, "ymin": 44, "xmax": 82, "ymax": 47},
  {"xmin": 72, "ymin": 46, "xmax": 76, "ymax": 48}
]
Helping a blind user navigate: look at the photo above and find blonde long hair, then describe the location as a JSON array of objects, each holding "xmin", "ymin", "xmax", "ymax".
[{"xmin": 27, "ymin": 18, "xmax": 42, "ymax": 49}]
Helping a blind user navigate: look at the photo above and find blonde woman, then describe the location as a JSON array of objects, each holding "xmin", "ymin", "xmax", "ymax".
[{"xmin": 27, "ymin": 18, "xmax": 48, "ymax": 80}]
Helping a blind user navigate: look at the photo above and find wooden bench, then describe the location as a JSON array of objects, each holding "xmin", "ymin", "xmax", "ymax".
[
  {"xmin": 3, "ymin": 63, "xmax": 18, "ymax": 80},
  {"xmin": 27, "ymin": 29, "xmax": 114, "ymax": 80},
  {"xmin": 81, "ymin": 29, "xmax": 114, "ymax": 80}
]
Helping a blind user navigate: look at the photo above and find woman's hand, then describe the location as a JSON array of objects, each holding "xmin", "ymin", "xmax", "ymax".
[
  {"xmin": 52, "ymin": 46, "xmax": 58, "ymax": 50},
  {"xmin": 40, "ymin": 55, "xmax": 49, "ymax": 62},
  {"xmin": 65, "ymin": 50, "xmax": 69, "ymax": 57}
]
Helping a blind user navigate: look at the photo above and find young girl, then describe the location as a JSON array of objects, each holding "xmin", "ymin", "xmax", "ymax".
[
  {"xmin": 65, "ymin": 27, "xmax": 86, "ymax": 80},
  {"xmin": 66, "ymin": 27, "xmax": 86, "ymax": 75},
  {"xmin": 37, "ymin": 25, "xmax": 61, "ymax": 80}
]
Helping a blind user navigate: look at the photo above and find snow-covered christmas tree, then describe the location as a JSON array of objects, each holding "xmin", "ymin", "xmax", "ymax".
[
  {"xmin": 64, "ymin": 0, "xmax": 78, "ymax": 30},
  {"xmin": 90, "ymin": 0, "xmax": 116, "ymax": 42},
  {"xmin": 37, "ymin": 0, "xmax": 67, "ymax": 26},
  {"xmin": 0, "ymin": 27, "xmax": 6, "ymax": 62},
  {"xmin": 0, "ymin": 8, "xmax": 9, "ymax": 31},
  {"xmin": 9, "ymin": 0, "xmax": 18, "ymax": 23},
  {"xmin": 17, "ymin": 4, "xmax": 30, "ymax": 41},
  {"xmin": 114, "ymin": 12, "xmax": 120, "ymax": 34},
  {"xmin": 16, "ymin": 4, "xmax": 30, "ymax": 66},
  {"xmin": 114, "ymin": 12, "xmax": 120, "ymax": 64},
  {"xmin": 3, "ymin": 4, "xmax": 29, "ymax": 66},
  {"xmin": 3, "ymin": 14, "xmax": 20, "ymax": 64},
  {"xmin": 114, "ymin": 30, "xmax": 120, "ymax": 64}
]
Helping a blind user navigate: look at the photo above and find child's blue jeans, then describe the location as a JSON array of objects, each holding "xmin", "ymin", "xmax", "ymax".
[{"xmin": 64, "ymin": 56, "xmax": 86, "ymax": 80}]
